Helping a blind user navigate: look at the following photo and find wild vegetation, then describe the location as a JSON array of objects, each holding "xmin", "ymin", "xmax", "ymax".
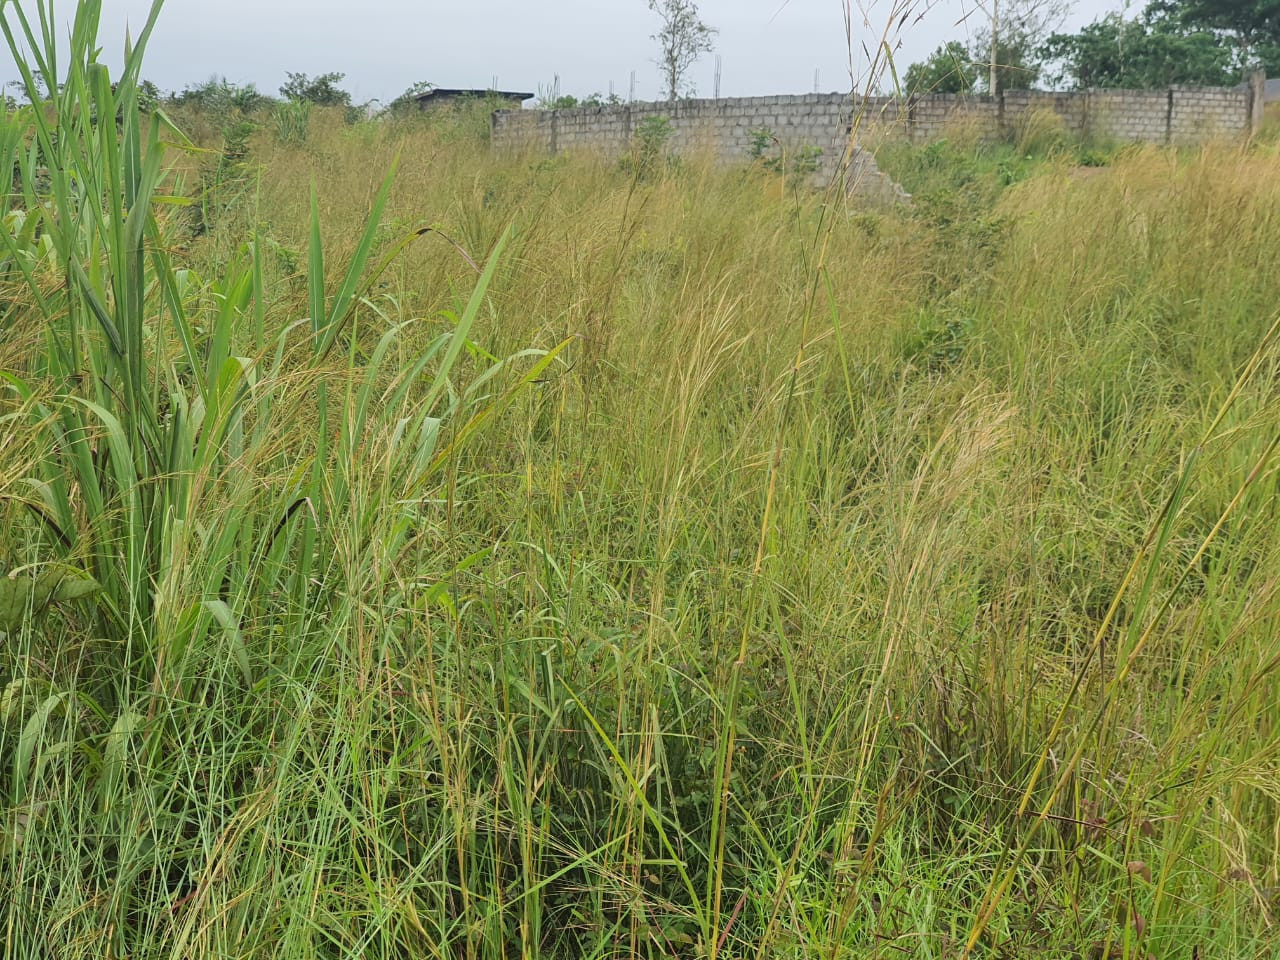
[
  {"xmin": 905, "ymin": 0, "xmax": 1278, "ymax": 96},
  {"xmin": 3, "ymin": 2, "xmax": 1280, "ymax": 959}
]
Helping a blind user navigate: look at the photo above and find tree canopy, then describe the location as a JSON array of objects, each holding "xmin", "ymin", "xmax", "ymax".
[
  {"xmin": 1150, "ymin": 0, "xmax": 1280, "ymax": 69},
  {"xmin": 904, "ymin": 42, "xmax": 979, "ymax": 96},
  {"xmin": 1041, "ymin": 10, "xmax": 1240, "ymax": 88},
  {"xmin": 902, "ymin": 0, "xmax": 1062, "ymax": 97},
  {"xmin": 907, "ymin": 0, "xmax": 1265, "ymax": 96},
  {"xmin": 280, "ymin": 72, "xmax": 352, "ymax": 108},
  {"xmin": 647, "ymin": 0, "xmax": 716, "ymax": 100}
]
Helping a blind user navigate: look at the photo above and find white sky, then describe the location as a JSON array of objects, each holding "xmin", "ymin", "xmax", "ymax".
[{"xmin": 3, "ymin": 0, "xmax": 1126, "ymax": 104}]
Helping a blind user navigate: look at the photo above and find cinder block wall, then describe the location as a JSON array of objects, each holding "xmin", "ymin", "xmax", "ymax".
[
  {"xmin": 495, "ymin": 95, "xmax": 858, "ymax": 175},
  {"xmin": 492, "ymin": 93, "xmax": 908, "ymax": 200},
  {"xmin": 491, "ymin": 81, "xmax": 1257, "ymax": 185},
  {"xmin": 1085, "ymin": 90, "xmax": 1167, "ymax": 141},
  {"xmin": 1170, "ymin": 85, "xmax": 1251, "ymax": 142}
]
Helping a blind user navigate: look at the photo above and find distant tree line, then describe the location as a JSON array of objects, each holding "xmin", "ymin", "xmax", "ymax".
[
  {"xmin": 51, "ymin": 72, "xmax": 475, "ymax": 120},
  {"xmin": 904, "ymin": 0, "xmax": 1276, "ymax": 96}
]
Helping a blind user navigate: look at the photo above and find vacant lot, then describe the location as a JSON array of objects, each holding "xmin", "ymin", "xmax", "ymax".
[{"xmin": 3, "ymin": 14, "xmax": 1280, "ymax": 960}]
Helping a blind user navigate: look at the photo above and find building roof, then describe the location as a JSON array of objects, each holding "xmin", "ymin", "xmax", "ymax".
[
  {"xmin": 413, "ymin": 88, "xmax": 535, "ymax": 103},
  {"xmin": 1266, "ymin": 78, "xmax": 1280, "ymax": 103}
]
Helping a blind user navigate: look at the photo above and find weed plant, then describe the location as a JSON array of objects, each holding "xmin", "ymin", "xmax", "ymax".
[{"xmin": 2, "ymin": 3, "xmax": 1280, "ymax": 959}]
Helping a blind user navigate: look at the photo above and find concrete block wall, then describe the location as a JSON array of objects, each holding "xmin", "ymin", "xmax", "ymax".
[
  {"xmin": 492, "ymin": 93, "xmax": 912, "ymax": 202},
  {"xmin": 1082, "ymin": 89, "xmax": 1168, "ymax": 142},
  {"xmin": 490, "ymin": 110, "xmax": 552, "ymax": 153},
  {"xmin": 1170, "ymin": 85, "xmax": 1250, "ymax": 143},
  {"xmin": 491, "ymin": 80, "xmax": 1258, "ymax": 196},
  {"xmin": 1002, "ymin": 90, "xmax": 1085, "ymax": 137},
  {"xmin": 903, "ymin": 94, "xmax": 999, "ymax": 144}
]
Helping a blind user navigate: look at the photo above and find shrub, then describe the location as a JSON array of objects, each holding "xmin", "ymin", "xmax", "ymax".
[
  {"xmin": 173, "ymin": 75, "xmax": 275, "ymax": 117},
  {"xmin": 749, "ymin": 127, "xmax": 823, "ymax": 181},
  {"xmin": 748, "ymin": 126, "xmax": 775, "ymax": 159},
  {"xmin": 620, "ymin": 114, "xmax": 675, "ymax": 177},
  {"xmin": 279, "ymin": 70, "xmax": 351, "ymax": 107}
]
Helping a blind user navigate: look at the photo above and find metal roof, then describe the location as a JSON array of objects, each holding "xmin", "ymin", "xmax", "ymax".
[{"xmin": 413, "ymin": 88, "xmax": 535, "ymax": 102}]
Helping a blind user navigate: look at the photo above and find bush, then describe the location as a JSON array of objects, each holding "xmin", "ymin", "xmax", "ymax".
[
  {"xmin": 279, "ymin": 71, "xmax": 351, "ymax": 107},
  {"xmin": 749, "ymin": 126, "xmax": 823, "ymax": 181},
  {"xmin": 619, "ymin": 114, "xmax": 675, "ymax": 177},
  {"xmin": 173, "ymin": 75, "xmax": 275, "ymax": 117},
  {"xmin": 748, "ymin": 127, "xmax": 775, "ymax": 159}
]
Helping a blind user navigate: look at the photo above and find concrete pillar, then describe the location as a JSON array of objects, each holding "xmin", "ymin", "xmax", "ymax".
[{"xmin": 1247, "ymin": 69, "xmax": 1266, "ymax": 137}]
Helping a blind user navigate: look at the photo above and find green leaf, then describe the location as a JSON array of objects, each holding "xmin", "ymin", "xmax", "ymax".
[
  {"xmin": 99, "ymin": 708, "xmax": 142, "ymax": 814},
  {"xmin": 12, "ymin": 692, "xmax": 68, "ymax": 805},
  {"xmin": 0, "ymin": 578, "xmax": 28, "ymax": 631},
  {"xmin": 318, "ymin": 156, "xmax": 400, "ymax": 354},
  {"xmin": 308, "ymin": 184, "xmax": 325, "ymax": 342},
  {"xmin": 202, "ymin": 599, "xmax": 253, "ymax": 687},
  {"xmin": 53, "ymin": 574, "xmax": 101, "ymax": 603},
  {"xmin": 0, "ymin": 567, "xmax": 101, "ymax": 631}
]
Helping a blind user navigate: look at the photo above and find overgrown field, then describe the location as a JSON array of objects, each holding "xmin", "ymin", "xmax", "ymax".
[{"xmin": 4, "ymin": 6, "xmax": 1280, "ymax": 959}]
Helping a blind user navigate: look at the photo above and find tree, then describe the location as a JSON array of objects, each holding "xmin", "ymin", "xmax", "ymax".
[
  {"xmin": 904, "ymin": 42, "xmax": 979, "ymax": 95},
  {"xmin": 536, "ymin": 91, "xmax": 624, "ymax": 108},
  {"xmin": 537, "ymin": 92, "xmax": 580, "ymax": 109},
  {"xmin": 964, "ymin": 30, "xmax": 1043, "ymax": 93},
  {"xmin": 137, "ymin": 80, "xmax": 162, "ymax": 112},
  {"xmin": 396, "ymin": 81, "xmax": 435, "ymax": 102},
  {"xmin": 647, "ymin": 0, "xmax": 716, "ymax": 101},
  {"xmin": 970, "ymin": 0, "xmax": 1067, "ymax": 94},
  {"xmin": 1041, "ymin": 11, "xmax": 1238, "ymax": 89},
  {"xmin": 1148, "ymin": 0, "xmax": 1280, "ymax": 72},
  {"xmin": 387, "ymin": 81, "xmax": 435, "ymax": 113},
  {"xmin": 280, "ymin": 72, "xmax": 351, "ymax": 107}
]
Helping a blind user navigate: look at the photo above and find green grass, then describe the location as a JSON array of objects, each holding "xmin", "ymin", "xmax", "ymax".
[{"xmin": 3, "ymin": 3, "xmax": 1280, "ymax": 958}]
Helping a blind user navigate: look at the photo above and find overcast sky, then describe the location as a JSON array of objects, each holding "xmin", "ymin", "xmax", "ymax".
[{"xmin": 3, "ymin": 0, "xmax": 1127, "ymax": 104}]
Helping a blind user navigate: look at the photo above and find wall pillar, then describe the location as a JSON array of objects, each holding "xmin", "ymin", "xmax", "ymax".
[{"xmin": 1247, "ymin": 69, "xmax": 1266, "ymax": 137}]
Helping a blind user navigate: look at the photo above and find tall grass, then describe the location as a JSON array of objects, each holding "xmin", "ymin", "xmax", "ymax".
[{"xmin": 3, "ymin": 3, "xmax": 1280, "ymax": 959}]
